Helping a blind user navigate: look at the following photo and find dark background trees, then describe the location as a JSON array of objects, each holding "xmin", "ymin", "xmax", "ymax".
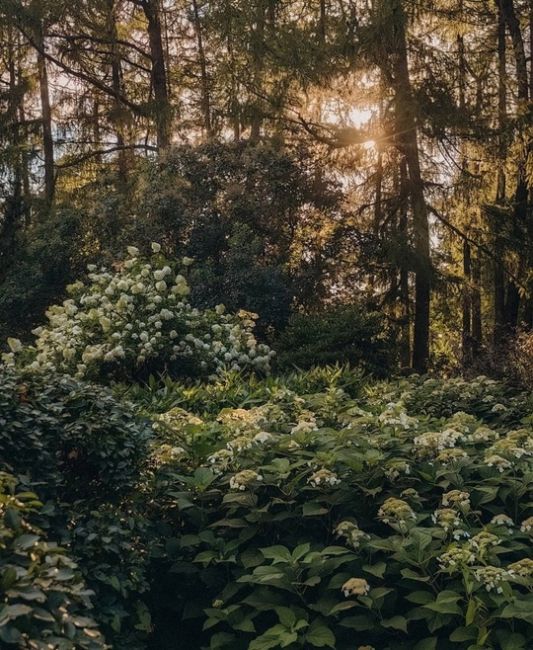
[{"xmin": 1, "ymin": 0, "xmax": 532, "ymax": 374}]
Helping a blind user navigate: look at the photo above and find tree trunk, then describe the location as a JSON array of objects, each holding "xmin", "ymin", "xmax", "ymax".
[
  {"xmin": 191, "ymin": 0, "xmax": 213, "ymax": 139},
  {"xmin": 398, "ymin": 158, "xmax": 411, "ymax": 368},
  {"xmin": 462, "ymin": 241, "xmax": 473, "ymax": 367},
  {"xmin": 107, "ymin": 0, "xmax": 128, "ymax": 181},
  {"xmin": 319, "ymin": 0, "xmax": 326, "ymax": 43},
  {"xmin": 141, "ymin": 0, "xmax": 171, "ymax": 150},
  {"xmin": 472, "ymin": 255, "xmax": 483, "ymax": 352},
  {"xmin": 500, "ymin": 0, "xmax": 529, "ymax": 332},
  {"xmin": 389, "ymin": 0, "xmax": 431, "ymax": 373},
  {"xmin": 494, "ymin": 0, "xmax": 507, "ymax": 343},
  {"xmin": 500, "ymin": 0, "xmax": 529, "ymax": 102},
  {"xmin": 250, "ymin": 0, "xmax": 265, "ymax": 142},
  {"xmin": 37, "ymin": 25, "xmax": 54, "ymax": 207},
  {"xmin": 530, "ymin": 0, "xmax": 533, "ymax": 100}
]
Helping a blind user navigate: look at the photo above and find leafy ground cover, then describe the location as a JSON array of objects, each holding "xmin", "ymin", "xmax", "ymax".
[
  {"xmin": 142, "ymin": 372, "xmax": 533, "ymax": 650},
  {"xmin": 1, "ymin": 367, "xmax": 533, "ymax": 649}
]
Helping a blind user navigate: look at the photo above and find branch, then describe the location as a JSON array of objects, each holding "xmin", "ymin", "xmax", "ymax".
[
  {"xmin": 16, "ymin": 23, "xmax": 145, "ymax": 117},
  {"xmin": 428, "ymin": 204, "xmax": 528, "ymax": 293},
  {"xmin": 55, "ymin": 144, "xmax": 157, "ymax": 169}
]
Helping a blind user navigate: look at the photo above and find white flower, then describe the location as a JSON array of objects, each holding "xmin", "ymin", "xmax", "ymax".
[
  {"xmin": 7, "ymin": 337, "xmax": 22, "ymax": 353},
  {"xmin": 309, "ymin": 469, "xmax": 340, "ymax": 487},
  {"xmin": 341, "ymin": 578, "xmax": 370, "ymax": 598},
  {"xmin": 229, "ymin": 470, "xmax": 263, "ymax": 491},
  {"xmin": 127, "ymin": 246, "xmax": 139, "ymax": 257},
  {"xmin": 155, "ymin": 280, "xmax": 167, "ymax": 292},
  {"xmin": 151, "ymin": 242, "xmax": 161, "ymax": 253}
]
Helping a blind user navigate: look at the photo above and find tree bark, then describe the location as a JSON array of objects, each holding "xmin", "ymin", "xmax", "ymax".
[
  {"xmin": 500, "ymin": 0, "xmax": 529, "ymax": 102},
  {"xmin": 107, "ymin": 0, "xmax": 128, "ymax": 180},
  {"xmin": 398, "ymin": 158, "xmax": 411, "ymax": 368},
  {"xmin": 250, "ymin": 0, "xmax": 265, "ymax": 142},
  {"xmin": 472, "ymin": 255, "xmax": 483, "ymax": 352},
  {"xmin": 389, "ymin": 0, "xmax": 431, "ymax": 373},
  {"xmin": 500, "ymin": 0, "xmax": 529, "ymax": 332},
  {"xmin": 141, "ymin": 0, "xmax": 171, "ymax": 150},
  {"xmin": 494, "ymin": 0, "xmax": 507, "ymax": 343},
  {"xmin": 191, "ymin": 0, "xmax": 213, "ymax": 139},
  {"xmin": 36, "ymin": 24, "xmax": 54, "ymax": 206},
  {"xmin": 462, "ymin": 241, "xmax": 473, "ymax": 366}
]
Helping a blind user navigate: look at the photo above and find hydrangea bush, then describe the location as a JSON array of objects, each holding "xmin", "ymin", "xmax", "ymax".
[
  {"xmin": 144, "ymin": 372, "xmax": 533, "ymax": 650},
  {"xmin": 8, "ymin": 244, "xmax": 273, "ymax": 380}
]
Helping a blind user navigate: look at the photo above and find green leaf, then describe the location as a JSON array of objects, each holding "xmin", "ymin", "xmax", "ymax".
[
  {"xmin": 405, "ymin": 591, "xmax": 433, "ymax": 605},
  {"xmin": 362, "ymin": 561, "xmax": 386, "ymax": 578},
  {"xmin": 249, "ymin": 625, "xmax": 297, "ymax": 650},
  {"xmin": 260, "ymin": 546, "xmax": 292, "ymax": 564},
  {"xmin": 413, "ymin": 637, "xmax": 438, "ymax": 650},
  {"xmin": 450, "ymin": 627, "xmax": 478, "ymax": 642},
  {"xmin": 274, "ymin": 607, "xmax": 296, "ymax": 628},
  {"xmin": 381, "ymin": 615, "xmax": 408, "ymax": 633},
  {"xmin": 424, "ymin": 591, "xmax": 462, "ymax": 615},
  {"xmin": 339, "ymin": 614, "xmax": 373, "ymax": 631},
  {"xmin": 306, "ymin": 620, "xmax": 335, "ymax": 648},
  {"xmin": 302, "ymin": 502, "xmax": 328, "ymax": 517},
  {"xmin": 500, "ymin": 598, "xmax": 533, "ymax": 624},
  {"xmin": 292, "ymin": 543, "xmax": 311, "ymax": 561}
]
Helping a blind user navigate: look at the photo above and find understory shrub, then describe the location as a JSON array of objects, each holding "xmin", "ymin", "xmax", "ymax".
[
  {"xmin": 0, "ymin": 365, "xmax": 150, "ymax": 498},
  {"xmin": 68, "ymin": 504, "xmax": 152, "ymax": 650},
  {"xmin": 143, "ymin": 374, "xmax": 533, "ymax": 650},
  {"xmin": 117, "ymin": 365, "xmax": 366, "ymax": 416},
  {"xmin": 274, "ymin": 306, "xmax": 394, "ymax": 376},
  {"xmin": 2, "ymin": 363, "xmax": 532, "ymax": 649},
  {"xmin": 508, "ymin": 331, "xmax": 533, "ymax": 389},
  {"xmin": 5, "ymin": 244, "xmax": 273, "ymax": 381},
  {"xmin": 0, "ymin": 472, "xmax": 106, "ymax": 648}
]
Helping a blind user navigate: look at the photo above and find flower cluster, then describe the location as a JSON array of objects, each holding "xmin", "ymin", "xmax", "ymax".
[
  {"xmin": 341, "ymin": 577, "xmax": 370, "ymax": 598},
  {"xmin": 414, "ymin": 428, "xmax": 464, "ymax": 458},
  {"xmin": 11, "ymin": 245, "xmax": 274, "ymax": 379},
  {"xmin": 308, "ymin": 468, "xmax": 340, "ymax": 488},
  {"xmin": 431, "ymin": 508, "xmax": 462, "ymax": 533},
  {"xmin": 474, "ymin": 566, "xmax": 510, "ymax": 593},
  {"xmin": 334, "ymin": 520, "xmax": 370, "ymax": 549},
  {"xmin": 508, "ymin": 558, "xmax": 533, "ymax": 579},
  {"xmin": 441, "ymin": 490, "xmax": 470, "ymax": 511},
  {"xmin": 520, "ymin": 516, "xmax": 533, "ymax": 533},
  {"xmin": 229, "ymin": 469, "xmax": 263, "ymax": 490},
  {"xmin": 438, "ymin": 544, "xmax": 476, "ymax": 570},
  {"xmin": 377, "ymin": 498, "xmax": 416, "ymax": 529}
]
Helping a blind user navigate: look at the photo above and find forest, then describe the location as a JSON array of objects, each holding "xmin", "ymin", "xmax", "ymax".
[{"xmin": 0, "ymin": 1, "xmax": 533, "ymax": 649}]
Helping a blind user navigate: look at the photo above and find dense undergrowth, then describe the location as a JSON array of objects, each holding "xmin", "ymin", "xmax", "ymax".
[{"xmin": 1, "ymin": 366, "xmax": 533, "ymax": 649}]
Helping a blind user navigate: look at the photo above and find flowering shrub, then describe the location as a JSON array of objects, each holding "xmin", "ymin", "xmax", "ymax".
[
  {"xmin": 2, "ymin": 363, "xmax": 533, "ymax": 648},
  {"xmin": 144, "ymin": 372, "xmax": 533, "ymax": 649},
  {"xmin": 9, "ymin": 244, "xmax": 273, "ymax": 380}
]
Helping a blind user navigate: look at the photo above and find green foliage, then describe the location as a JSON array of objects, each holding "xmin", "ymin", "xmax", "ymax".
[
  {"xmin": 0, "ymin": 365, "xmax": 151, "ymax": 498},
  {"xmin": 0, "ymin": 472, "xmax": 106, "ymax": 648},
  {"xmin": 3, "ymin": 363, "xmax": 533, "ymax": 649},
  {"xmin": 0, "ymin": 209, "xmax": 87, "ymax": 340},
  {"xmin": 116, "ymin": 365, "xmax": 366, "ymax": 416},
  {"xmin": 69, "ymin": 504, "xmax": 151, "ymax": 650},
  {"xmin": 142, "ymin": 372, "xmax": 533, "ymax": 649},
  {"xmin": 274, "ymin": 305, "xmax": 394, "ymax": 376},
  {"xmin": 131, "ymin": 143, "xmax": 344, "ymax": 328}
]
